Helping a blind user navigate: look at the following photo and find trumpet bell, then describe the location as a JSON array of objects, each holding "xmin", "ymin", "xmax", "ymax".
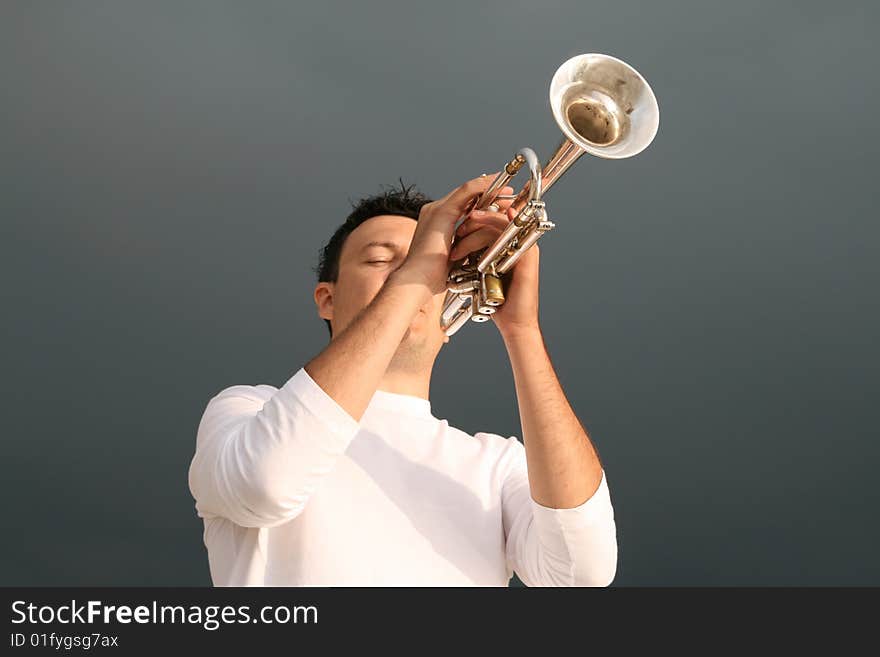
[{"xmin": 550, "ymin": 53, "xmax": 659, "ymax": 159}]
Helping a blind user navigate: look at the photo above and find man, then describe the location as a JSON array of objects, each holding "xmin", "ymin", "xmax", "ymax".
[{"xmin": 187, "ymin": 174, "xmax": 617, "ymax": 586}]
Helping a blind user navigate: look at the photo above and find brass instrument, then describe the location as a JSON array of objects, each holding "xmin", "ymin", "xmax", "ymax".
[{"xmin": 441, "ymin": 53, "xmax": 660, "ymax": 336}]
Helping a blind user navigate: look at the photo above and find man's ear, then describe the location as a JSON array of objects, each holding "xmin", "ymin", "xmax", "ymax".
[{"xmin": 314, "ymin": 282, "xmax": 334, "ymax": 322}]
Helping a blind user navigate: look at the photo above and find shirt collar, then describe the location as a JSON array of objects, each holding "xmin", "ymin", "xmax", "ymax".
[{"xmin": 366, "ymin": 388, "xmax": 433, "ymax": 418}]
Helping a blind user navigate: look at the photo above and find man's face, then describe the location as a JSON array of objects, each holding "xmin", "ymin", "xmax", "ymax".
[{"xmin": 314, "ymin": 214, "xmax": 450, "ymax": 356}]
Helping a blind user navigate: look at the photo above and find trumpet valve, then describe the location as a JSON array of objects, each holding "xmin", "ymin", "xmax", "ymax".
[{"xmin": 514, "ymin": 199, "xmax": 545, "ymax": 227}]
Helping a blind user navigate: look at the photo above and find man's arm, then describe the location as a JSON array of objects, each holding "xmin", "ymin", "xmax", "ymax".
[
  {"xmin": 502, "ymin": 326, "xmax": 604, "ymax": 508},
  {"xmin": 498, "ymin": 325, "xmax": 617, "ymax": 586},
  {"xmin": 303, "ymin": 272, "xmax": 430, "ymax": 422},
  {"xmin": 455, "ymin": 202, "xmax": 615, "ymax": 582}
]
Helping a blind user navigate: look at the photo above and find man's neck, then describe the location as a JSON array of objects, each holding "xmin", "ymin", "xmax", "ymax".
[{"xmin": 376, "ymin": 371, "xmax": 431, "ymax": 401}]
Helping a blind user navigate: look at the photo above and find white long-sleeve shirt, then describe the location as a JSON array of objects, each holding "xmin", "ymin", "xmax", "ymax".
[{"xmin": 187, "ymin": 366, "xmax": 617, "ymax": 586}]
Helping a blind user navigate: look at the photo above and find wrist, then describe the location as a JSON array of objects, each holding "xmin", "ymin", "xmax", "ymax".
[
  {"xmin": 387, "ymin": 267, "xmax": 433, "ymax": 306},
  {"xmin": 499, "ymin": 322, "xmax": 543, "ymax": 344}
]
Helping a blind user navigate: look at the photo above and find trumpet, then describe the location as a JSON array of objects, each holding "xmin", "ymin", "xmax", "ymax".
[{"xmin": 441, "ymin": 53, "xmax": 660, "ymax": 336}]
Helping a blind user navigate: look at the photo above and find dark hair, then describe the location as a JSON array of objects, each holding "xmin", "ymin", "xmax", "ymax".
[{"xmin": 313, "ymin": 180, "xmax": 433, "ymax": 337}]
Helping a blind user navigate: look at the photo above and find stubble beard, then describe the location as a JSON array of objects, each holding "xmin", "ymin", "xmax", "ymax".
[{"xmin": 389, "ymin": 323, "xmax": 434, "ymax": 374}]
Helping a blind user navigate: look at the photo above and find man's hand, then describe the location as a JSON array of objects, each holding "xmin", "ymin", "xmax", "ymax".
[
  {"xmin": 395, "ymin": 174, "xmax": 514, "ymax": 297},
  {"xmin": 450, "ymin": 205, "xmax": 541, "ymax": 338}
]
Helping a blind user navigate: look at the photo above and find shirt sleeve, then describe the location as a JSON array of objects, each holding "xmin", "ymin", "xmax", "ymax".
[
  {"xmin": 499, "ymin": 436, "xmax": 618, "ymax": 587},
  {"xmin": 187, "ymin": 366, "xmax": 361, "ymax": 529}
]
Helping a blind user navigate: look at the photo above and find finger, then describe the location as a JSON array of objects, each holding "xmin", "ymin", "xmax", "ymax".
[
  {"xmin": 472, "ymin": 207, "xmax": 514, "ymax": 223},
  {"xmin": 487, "ymin": 186, "xmax": 516, "ymax": 212},
  {"xmin": 449, "ymin": 225, "xmax": 504, "ymax": 260},
  {"xmin": 456, "ymin": 212, "xmax": 510, "ymax": 238},
  {"xmin": 437, "ymin": 172, "xmax": 502, "ymax": 218},
  {"xmin": 471, "ymin": 205, "xmax": 514, "ymax": 222}
]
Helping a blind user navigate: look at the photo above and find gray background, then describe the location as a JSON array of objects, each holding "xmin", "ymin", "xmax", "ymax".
[{"xmin": 2, "ymin": 1, "xmax": 877, "ymax": 586}]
